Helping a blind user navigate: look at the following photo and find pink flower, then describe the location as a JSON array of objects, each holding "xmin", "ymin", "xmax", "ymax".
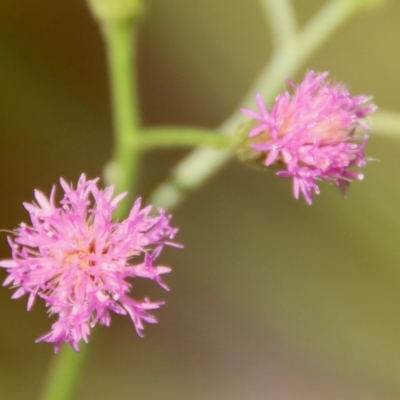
[
  {"xmin": 241, "ymin": 71, "xmax": 377, "ymax": 204},
  {"xmin": 0, "ymin": 174, "xmax": 180, "ymax": 352}
]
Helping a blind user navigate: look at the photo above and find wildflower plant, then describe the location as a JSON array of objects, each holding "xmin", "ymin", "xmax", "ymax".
[{"xmin": 1, "ymin": 0, "xmax": 398, "ymax": 399}]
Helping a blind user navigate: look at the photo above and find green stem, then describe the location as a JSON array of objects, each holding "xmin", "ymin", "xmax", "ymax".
[
  {"xmin": 103, "ymin": 20, "xmax": 141, "ymax": 215},
  {"xmin": 149, "ymin": 0, "xmax": 365, "ymax": 211},
  {"xmin": 149, "ymin": 147, "xmax": 232, "ymax": 210},
  {"xmin": 39, "ymin": 345, "xmax": 88, "ymax": 400},
  {"xmin": 139, "ymin": 127, "xmax": 230, "ymax": 150},
  {"xmin": 370, "ymin": 111, "xmax": 400, "ymax": 140},
  {"xmin": 260, "ymin": 0, "xmax": 297, "ymax": 50}
]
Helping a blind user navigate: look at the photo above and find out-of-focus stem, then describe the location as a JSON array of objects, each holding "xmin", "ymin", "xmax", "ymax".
[
  {"xmin": 260, "ymin": 0, "xmax": 297, "ymax": 50},
  {"xmin": 149, "ymin": 147, "xmax": 232, "ymax": 210},
  {"xmin": 39, "ymin": 345, "xmax": 88, "ymax": 400},
  {"xmin": 139, "ymin": 127, "xmax": 230, "ymax": 150},
  {"xmin": 103, "ymin": 20, "xmax": 141, "ymax": 216},
  {"xmin": 371, "ymin": 111, "xmax": 400, "ymax": 140}
]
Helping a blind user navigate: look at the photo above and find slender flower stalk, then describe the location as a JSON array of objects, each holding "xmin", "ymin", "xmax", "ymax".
[
  {"xmin": 241, "ymin": 71, "xmax": 377, "ymax": 204},
  {"xmin": 103, "ymin": 20, "xmax": 141, "ymax": 213},
  {"xmin": 40, "ymin": 345, "xmax": 88, "ymax": 400},
  {"xmin": 139, "ymin": 127, "xmax": 231, "ymax": 150},
  {"xmin": 370, "ymin": 111, "xmax": 400, "ymax": 140},
  {"xmin": 0, "ymin": 174, "xmax": 180, "ymax": 352},
  {"xmin": 260, "ymin": 0, "xmax": 297, "ymax": 50}
]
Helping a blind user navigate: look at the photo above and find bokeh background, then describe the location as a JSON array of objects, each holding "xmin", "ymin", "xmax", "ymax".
[{"xmin": 1, "ymin": 0, "xmax": 400, "ymax": 399}]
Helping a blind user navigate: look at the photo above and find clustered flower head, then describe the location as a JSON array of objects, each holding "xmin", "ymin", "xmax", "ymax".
[
  {"xmin": 0, "ymin": 174, "xmax": 179, "ymax": 352},
  {"xmin": 241, "ymin": 71, "xmax": 377, "ymax": 204}
]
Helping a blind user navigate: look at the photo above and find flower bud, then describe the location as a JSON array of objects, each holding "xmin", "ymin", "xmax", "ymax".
[{"xmin": 233, "ymin": 121, "xmax": 267, "ymax": 169}]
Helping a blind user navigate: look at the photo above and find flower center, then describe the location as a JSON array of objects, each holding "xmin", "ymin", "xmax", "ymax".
[{"xmin": 63, "ymin": 239, "xmax": 96, "ymax": 272}]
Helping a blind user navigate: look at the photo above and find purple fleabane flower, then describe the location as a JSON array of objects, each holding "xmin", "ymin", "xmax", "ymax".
[
  {"xmin": 0, "ymin": 174, "xmax": 180, "ymax": 352},
  {"xmin": 241, "ymin": 71, "xmax": 377, "ymax": 204}
]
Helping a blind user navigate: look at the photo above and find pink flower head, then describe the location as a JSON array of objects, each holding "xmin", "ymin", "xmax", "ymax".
[
  {"xmin": 241, "ymin": 71, "xmax": 377, "ymax": 204},
  {"xmin": 0, "ymin": 174, "xmax": 180, "ymax": 352}
]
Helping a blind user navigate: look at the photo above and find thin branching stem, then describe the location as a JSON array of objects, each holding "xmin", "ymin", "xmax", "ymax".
[
  {"xmin": 103, "ymin": 20, "xmax": 141, "ymax": 216},
  {"xmin": 139, "ymin": 128, "xmax": 230, "ymax": 150},
  {"xmin": 260, "ymin": 0, "xmax": 297, "ymax": 50}
]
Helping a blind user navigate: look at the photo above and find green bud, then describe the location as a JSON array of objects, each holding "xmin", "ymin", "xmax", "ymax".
[
  {"xmin": 87, "ymin": 0, "xmax": 142, "ymax": 23},
  {"xmin": 232, "ymin": 121, "xmax": 267, "ymax": 169}
]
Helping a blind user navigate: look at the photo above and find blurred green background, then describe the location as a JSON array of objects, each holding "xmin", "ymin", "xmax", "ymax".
[{"xmin": 1, "ymin": 0, "xmax": 400, "ymax": 399}]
